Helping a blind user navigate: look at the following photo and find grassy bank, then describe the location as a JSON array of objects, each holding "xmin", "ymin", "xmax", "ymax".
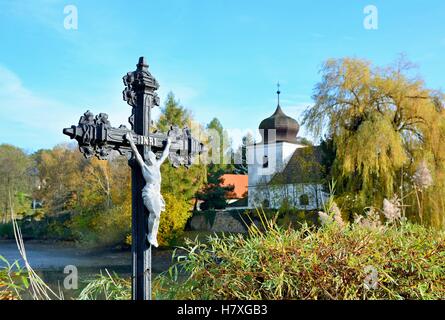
[
  {"xmin": 154, "ymin": 217, "xmax": 445, "ymax": 300},
  {"xmin": 2, "ymin": 212, "xmax": 445, "ymax": 300}
]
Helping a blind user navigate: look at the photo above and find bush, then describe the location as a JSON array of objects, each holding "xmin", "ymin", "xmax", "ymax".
[
  {"xmin": 0, "ymin": 216, "xmax": 72, "ymax": 241},
  {"xmin": 155, "ymin": 217, "xmax": 445, "ymax": 300},
  {"xmin": 0, "ymin": 223, "xmax": 14, "ymax": 239},
  {"xmin": 68, "ymin": 203, "xmax": 131, "ymax": 247},
  {"xmin": 158, "ymin": 193, "xmax": 192, "ymax": 247}
]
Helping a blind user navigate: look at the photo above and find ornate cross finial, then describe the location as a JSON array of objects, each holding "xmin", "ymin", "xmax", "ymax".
[
  {"xmin": 136, "ymin": 56, "xmax": 149, "ymax": 71},
  {"xmin": 277, "ymin": 82, "xmax": 281, "ymax": 106},
  {"xmin": 122, "ymin": 57, "xmax": 160, "ymax": 130}
]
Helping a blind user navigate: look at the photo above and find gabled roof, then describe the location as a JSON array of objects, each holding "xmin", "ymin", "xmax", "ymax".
[{"xmin": 269, "ymin": 146, "xmax": 324, "ymax": 185}]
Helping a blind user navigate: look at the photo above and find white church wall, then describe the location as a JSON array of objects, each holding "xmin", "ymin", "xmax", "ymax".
[
  {"xmin": 247, "ymin": 142, "xmax": 304, "ymax": 188},
  {"xmin": 248, "ymin": 183, "xmax": 329, "ymax": 210},
  {"xmin": 247, "ymin": 141, "xmax": 308, "ymax": 209}
]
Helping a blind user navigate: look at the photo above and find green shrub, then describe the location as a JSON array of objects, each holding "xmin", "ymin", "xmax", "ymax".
[
  {"xmin": 155, "ymin": 218, "xmax": 445, "ymax": 300},
  {"xmin": 67, "ymin": 202, "xmax": 131, "ymax": 247},
  {"xmin": 0, "ymin": 223, "xmax": 14, "ymax": 239}
]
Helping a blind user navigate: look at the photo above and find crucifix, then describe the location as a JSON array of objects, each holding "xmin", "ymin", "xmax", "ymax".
[{"xmin": 63, "ymin": 57, "xmax": 204, "ymax": 300}]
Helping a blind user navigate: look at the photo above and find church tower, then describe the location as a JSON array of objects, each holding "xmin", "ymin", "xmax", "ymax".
[{"xmin": 247, "ymin": 84, "xmax": 305, "ymax": 208}]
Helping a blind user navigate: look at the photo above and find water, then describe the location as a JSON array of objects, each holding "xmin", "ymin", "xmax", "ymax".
[{"xmin": 0, "ymin": 240, "xmax": 173, "ymax": 299}]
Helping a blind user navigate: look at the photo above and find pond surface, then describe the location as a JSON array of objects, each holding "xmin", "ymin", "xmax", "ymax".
[{"xmin": 0, "ymin": 240, "xmax": 174, "ymax": 299}]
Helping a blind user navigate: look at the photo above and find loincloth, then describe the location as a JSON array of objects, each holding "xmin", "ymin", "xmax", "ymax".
[{"xmin": 142, "ymin": 185, "xmax": 166, "ymax": 212}]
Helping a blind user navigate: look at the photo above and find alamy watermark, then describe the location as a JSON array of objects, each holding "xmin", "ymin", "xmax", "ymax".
[
  {"xmin": 363, "ymin": 5, "xmax": 378, "ymax": 30},
  {"xmin": 63, "ymin": 5, "xmax": 78, "ymax": 30},
  {"xmin": 189, "ymin": 127, "xmax": 282, "ymax": 171},
  {"xmin": 63, "ymin": 265, "xmax": 78, "ymax": 290}
]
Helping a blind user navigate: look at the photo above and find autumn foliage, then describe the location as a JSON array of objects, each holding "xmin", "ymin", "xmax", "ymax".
[{"xmin": 303, "ymin": 56, "xmax": 445, "ymax": 228}]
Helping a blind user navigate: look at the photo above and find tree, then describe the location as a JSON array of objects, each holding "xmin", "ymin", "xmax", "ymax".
[
  {"xmin": 303, "ymin": 56, "xmax": 445, "ymax": 227},
  {"xmin": 0, "ymin": 144, "xmax": 31, "ymax": 222},
  {"xmin": 156, "ymin": 92, "xmax": 191, "ymax": 132},
  {"xmin": 79, "ymin": 157, "xmax": 113, "ymax": 209},
  {"xmin": 155, "ymin": 92, "xmax": 206, "ymax": 239},
  {"xmin": 206, "ymin": 117, "xmax": 234, "ymax": 173},
  {"xmin": 319, "ymin": 136, "xmax": 336, "ymax": 184},
  {"xmin": 233, "ymin": 133, "xmax": 254, "ymax": 175},
  {"xmin": 198, "ymin": 118, "xmax": 237, "ymax": 210},
  {"xmin": 33, "ymin": 145, "xmax": 84, "ymax": 215},
  {"xmin": 196, "ymin": 164, "xmax": 234, "ymax": 210},
  {"xmin": 156, "ymin": 92, "xmax": 206, "ymax": 201},
  {"xmin": 108, "ymin": 155, "xmax": 131, "ymax": 206}
]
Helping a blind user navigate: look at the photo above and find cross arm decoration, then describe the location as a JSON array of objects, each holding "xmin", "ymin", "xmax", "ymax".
[{"xmin": 63, "ymin": 110, "xmax": 204, "ymax": 168}]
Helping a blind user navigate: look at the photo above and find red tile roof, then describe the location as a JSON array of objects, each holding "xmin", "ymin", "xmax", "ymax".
[{"xmin": 221, "ymin": 174, "xmax": 248, "ymax": 199}]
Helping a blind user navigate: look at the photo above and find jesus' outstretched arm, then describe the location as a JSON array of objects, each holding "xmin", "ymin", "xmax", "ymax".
[
  {"xmin": 158, "ymin": 138, "xmax": 172, "ymax": 165},
  {"xmin": 125, "ymin": 133, "xmax": 145, "ymax": 168}
]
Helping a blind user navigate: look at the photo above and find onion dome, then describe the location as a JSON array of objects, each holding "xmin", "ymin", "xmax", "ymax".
[{"xmin": 259, "ymin": 84, "xmax": 300, "ymax": 144}]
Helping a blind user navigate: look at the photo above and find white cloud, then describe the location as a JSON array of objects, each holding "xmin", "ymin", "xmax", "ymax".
[
  {"xmin": 0, "ymin": 65, "xmax": 80, "ymax": 150},
  {"xmin": 0, "ymin": 65, "xmax": 67, "ymax": 129}
]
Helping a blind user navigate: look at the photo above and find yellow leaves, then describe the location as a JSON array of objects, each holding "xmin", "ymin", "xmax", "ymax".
[
  {"xmin": 339, "ymin": 116, "xmax": 407, "ymax": 182},
  {"xmin": 80, "ymin": 157, "xmax": 112, "ymax": 208},
  {"xmin": 125, "ymin": 234, "xmax": 132, "ymax": 246},
  {"xmin": 339, "ymin": 58, "xmax": 372, "ymax": 93},
  {"xmin": 35, "ymin": 145, "xmax": 132, "ymax": 217},
  {"xmin": 35, "ymin": 146, "xmax": 85, "ymax": 212},
  {"xmin": 0, "ymin": 289, "xmax": 16, "ymax": 300},
  {"xmin": 304, "ymin": 56, "xmax": 445, "ymax": 220},
  {"xmin": 157, "ymin": 193, "xmax": 193, "ymax": 247},
  {"xmin": 336, "ymin": 117, "xmax": 408, "ymax": 197}
]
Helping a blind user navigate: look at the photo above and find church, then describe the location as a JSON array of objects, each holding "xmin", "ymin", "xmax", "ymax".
[{"xmin": 242, "ymin": 87, "xmax": 329, "ymax": 211}]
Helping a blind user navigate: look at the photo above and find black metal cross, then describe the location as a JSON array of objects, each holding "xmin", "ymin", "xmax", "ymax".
[{"xmin": 63, "ymin": 57, "xmax": 203, "ymax": 300}]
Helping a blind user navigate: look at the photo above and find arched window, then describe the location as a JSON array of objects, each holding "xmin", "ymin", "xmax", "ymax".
[
  {"xmin": 299, "ymin": 194, "xmax": 309, "ymax": 206},
  {"xmin": 262, "ymin": 155, "xmax": 269, "ymax": 168}
]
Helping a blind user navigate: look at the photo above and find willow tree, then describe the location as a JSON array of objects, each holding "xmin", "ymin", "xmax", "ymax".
[{"xmin": 303, "ymin": 57, "xmax": 445, "ymax": 228}]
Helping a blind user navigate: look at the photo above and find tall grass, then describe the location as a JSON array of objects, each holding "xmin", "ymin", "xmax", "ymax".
[
  {"xmin": 77, "ymin": 269, "xmax": 131, "ymax": 300},
  {"xmin": 0, "ymin": 255, "xmax": 28, "ymax": 300},
  {"xmin": 0, "ymin": 191, "xmax": 63, "ymax": 300},
  {"xmin": 154, "ymin": 210, "xmax": 445, "ymax": 300},
  {"xmin": 3, "ymin": 187, "xmax": 445, "ymax": 300}
]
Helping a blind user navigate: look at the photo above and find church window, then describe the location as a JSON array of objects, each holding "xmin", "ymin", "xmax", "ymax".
[
  {"xmin": 299, "ymin": 194, "xmax": 309, "ymax": 206},
  {"xmin": 263, "ymin": 155, "xmax": 269, "ymax": 168}
]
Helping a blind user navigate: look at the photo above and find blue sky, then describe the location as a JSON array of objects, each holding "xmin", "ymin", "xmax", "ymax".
[{"xmin": 0, "ymin": 0, "xmax": 444, "ymax": 152}]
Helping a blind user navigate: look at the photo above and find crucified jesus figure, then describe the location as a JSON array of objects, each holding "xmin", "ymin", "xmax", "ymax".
[{"xmin": 126, "ymin": 132, "xmax": 172, "ymax": 247}]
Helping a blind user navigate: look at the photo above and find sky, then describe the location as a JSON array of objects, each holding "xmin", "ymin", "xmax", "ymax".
[{"xmin": 0, "ymin": 0, "xmax": 444, "ymax": 152}]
